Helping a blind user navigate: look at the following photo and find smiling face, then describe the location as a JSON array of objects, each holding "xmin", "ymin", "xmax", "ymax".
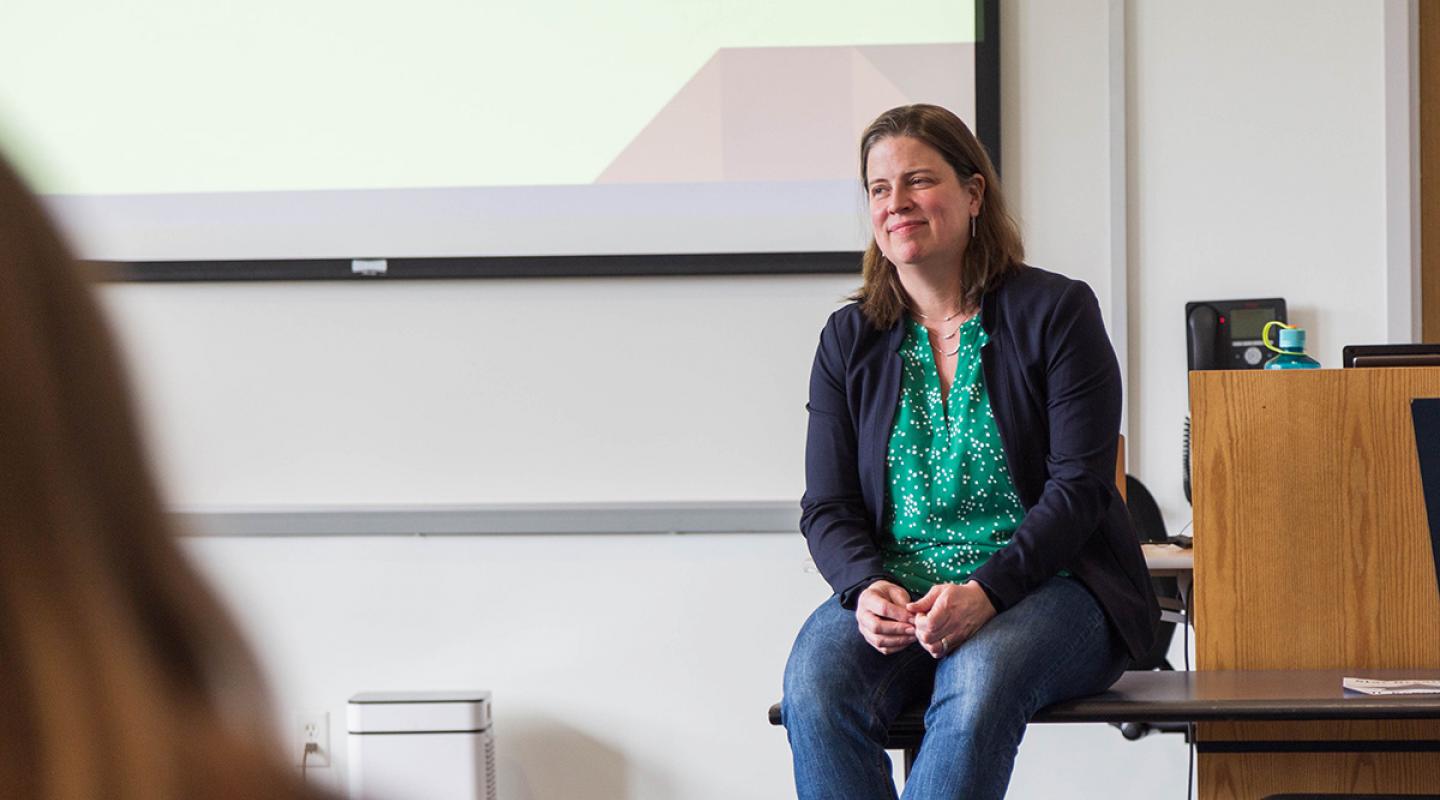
[{"xmin": 865, "ymin": 135, "xmax": 983, "ymax": 271}]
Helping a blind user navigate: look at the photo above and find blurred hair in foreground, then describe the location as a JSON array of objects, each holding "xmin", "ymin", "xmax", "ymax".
[{"xmin": 0, "ymin": 154, "xmax": 327, "ymax": 799}]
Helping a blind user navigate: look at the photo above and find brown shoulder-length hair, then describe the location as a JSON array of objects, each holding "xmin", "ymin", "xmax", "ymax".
[
  {"xmin": 0, "ymin": 155, "xmax": 325, "ymax": 799},
  {"xmin": 852, "ymin": 104, "xmax": 1024, "ymax": 329}
]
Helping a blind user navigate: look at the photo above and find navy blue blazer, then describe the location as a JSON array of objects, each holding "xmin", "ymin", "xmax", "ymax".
[{"xmin": 799, "ymin": 265, "xmax": 1160, "ymax": 661}]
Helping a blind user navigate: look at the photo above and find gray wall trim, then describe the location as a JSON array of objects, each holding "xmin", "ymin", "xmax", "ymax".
[{"xmin": 175, "ymin": 501, "xmax": 802, "ymax": 537}]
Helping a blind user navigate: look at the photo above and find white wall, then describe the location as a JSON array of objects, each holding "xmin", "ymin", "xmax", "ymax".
[
  {"xmin": 91, "ymin": 0, "xmax": 1405, "ymax": 797},
  {"xmin": 1127, "ymin": 0, "xmax": 1393, "ymax": 532},
  {"xmin": 181, "ymin": 534, "xmax": 828, "ymax": 799},
  {"xmin": 179, "ymin": 532, "xmax": 1193, "ymax": 800},
  {"xmin": 1003, "ymin": 0, "xmax": 1123, "ymax": 330}
]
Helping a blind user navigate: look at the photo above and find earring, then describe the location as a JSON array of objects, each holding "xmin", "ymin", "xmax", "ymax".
[{"xmin": 970, "ymin": 214, "xmax": 977, "ymax": 238}]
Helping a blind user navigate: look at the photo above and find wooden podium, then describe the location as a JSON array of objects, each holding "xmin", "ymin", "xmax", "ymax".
[{"xmin": 1190, "ymin": 368, "xmax": 1440, "ymax": 798}]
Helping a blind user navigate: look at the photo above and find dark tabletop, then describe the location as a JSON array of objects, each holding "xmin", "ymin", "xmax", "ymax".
[
  {"xmin": 1035, "ymin": 669, "xmax": 1440, "ymax": 723},
  {"xmin": 768, "ymin": 669, "xmax": 1440, "ymax": 731}
]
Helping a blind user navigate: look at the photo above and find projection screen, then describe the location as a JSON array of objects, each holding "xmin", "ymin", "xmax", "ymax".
[{"xmin": 0, "ymin": 0, "xmax": 997, "ymax": 279}]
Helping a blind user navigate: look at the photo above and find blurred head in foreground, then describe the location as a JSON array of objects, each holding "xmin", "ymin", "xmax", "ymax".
[{"xmin": 0, "ymin": 154, "xmax": 321, "ymax": 799}]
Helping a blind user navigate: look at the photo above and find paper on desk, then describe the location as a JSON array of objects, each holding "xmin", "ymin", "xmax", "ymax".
[{"xmin": 1343, "ymin": 677, "xmax": 1440, "ymax": 695}]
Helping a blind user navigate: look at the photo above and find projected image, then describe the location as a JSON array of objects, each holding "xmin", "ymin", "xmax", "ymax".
[
  {"xmin": 0, "ymin": 0, "xmax": 983, "ymax": 265},
  {"xmin": 599, "ymin": 44, "xmax": 974, "ymax": 185}
]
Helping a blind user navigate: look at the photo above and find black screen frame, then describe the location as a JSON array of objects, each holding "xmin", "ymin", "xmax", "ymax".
[
  {"xmin": 92, "ymin": 0, "xmax": 1002, "ymax": 283},
  {"xmin": 1343, "ymin": 344, "xmax": 1440, "ymax": 368}
]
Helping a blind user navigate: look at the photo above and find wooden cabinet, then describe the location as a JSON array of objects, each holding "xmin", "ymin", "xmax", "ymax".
[{"xmin": 1189, "ymin": 368, "xmax": 1440, "ymax": 797}]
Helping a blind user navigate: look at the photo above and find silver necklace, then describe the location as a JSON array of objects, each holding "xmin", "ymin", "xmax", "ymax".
[
  {"xmin": 920, "ymin": 313, "xmax": 971, "ymax": 357},
  {"xmin": 914, "ymin": 307, "xmax": 967, "ymax": 323},
  {"xmin": 908, "ymin": 300, "xmax": 973, "ymax": 358}
]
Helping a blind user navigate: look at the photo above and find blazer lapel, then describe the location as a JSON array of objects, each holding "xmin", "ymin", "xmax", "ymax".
[{"xmin": 866, "ymin": 320, "xmax": 905, "ymax": 533}]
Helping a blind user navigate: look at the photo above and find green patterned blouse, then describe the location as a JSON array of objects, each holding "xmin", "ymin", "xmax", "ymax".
[{"xmin": 881, "ymin": 315, "xmax": 1026, "ymax": 595}]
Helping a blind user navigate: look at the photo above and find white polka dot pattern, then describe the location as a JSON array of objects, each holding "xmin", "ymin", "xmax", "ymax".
[{"xmin": 881, "ymin": 316, "xmax": 1026, "ymax": 594}]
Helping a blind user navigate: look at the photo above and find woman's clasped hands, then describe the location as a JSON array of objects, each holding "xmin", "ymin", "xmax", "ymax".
[{"xmin": 856, "ymin": 579, "xmax": 997, "ymax": 658}]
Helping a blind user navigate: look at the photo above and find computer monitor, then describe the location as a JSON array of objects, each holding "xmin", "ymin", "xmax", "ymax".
[
  {"xmin": 1343, "ymin": 344, "xmax": 1440, "ymax": 368},
  {"xmin": 1410, "ymin": 399, "xmax": 1440, "ymax": 595}
]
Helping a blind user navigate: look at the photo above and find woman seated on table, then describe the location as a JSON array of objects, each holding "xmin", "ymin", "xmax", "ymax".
[
  {"xmin": 780, "ymin": 104, "xmax": 1160, "ymax": 799},
  {"xmin": 0, "ymin": 153, "xmax": 331, "ymax": 800}
]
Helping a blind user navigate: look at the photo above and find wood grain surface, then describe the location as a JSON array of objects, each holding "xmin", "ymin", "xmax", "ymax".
[
  {"xmin": 1191, "ymin": 368, "xmax": 1440, "ymax": 670},
  {"xmin": 1200, "ymin": 753, "xmax": 1440, "ymax": 799},
  {"xmin": 1189, "ymin": 368, "xmax": 1440, "ymax": 796}
]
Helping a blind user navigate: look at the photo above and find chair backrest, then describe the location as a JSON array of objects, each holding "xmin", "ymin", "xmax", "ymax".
[{"xmin": 1123, "ymin": 475, "xmax": 1169, "ymax": 544}]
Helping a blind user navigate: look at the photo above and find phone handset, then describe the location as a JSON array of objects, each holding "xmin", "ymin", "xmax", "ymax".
[{"xmin": 1187, "ymin": 305, "xmax": 1218, "ymax": 371}]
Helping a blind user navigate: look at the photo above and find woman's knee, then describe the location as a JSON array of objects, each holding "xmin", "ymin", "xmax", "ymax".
[
  {"xmin": 784, "ymin": 626, "xmax": 859, "ymax": 722},
  {"xmin": 783, "ymin": 642, "xmax": 917, "ymax": 743},
  {"xmin": 782, "ymin": 597, "xmax": 890, "ymax": 727},
  {"xmin": 924, "ymin": 646, "xmax": 1033, "ymax": 738},
  {"xmin": 905, "ymin": 621, "xmax": 1057, "ymax": 794},
  {"xmin": 781, "ymin": 659, "xmax": 847, "ymax": 727},
  {"xmin": 923, "ymin": 579, "xmax": 1119, "ymax": 735}
]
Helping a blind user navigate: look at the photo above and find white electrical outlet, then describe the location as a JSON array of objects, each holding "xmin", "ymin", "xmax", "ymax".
[{"xmin": 292, "ymin": 710, "xmax": 330, "ymax": 768}]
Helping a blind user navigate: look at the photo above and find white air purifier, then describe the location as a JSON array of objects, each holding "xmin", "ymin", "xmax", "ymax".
[{"xmin": 347, "ymin": 691, "xmax": 495, "ymax": 800}]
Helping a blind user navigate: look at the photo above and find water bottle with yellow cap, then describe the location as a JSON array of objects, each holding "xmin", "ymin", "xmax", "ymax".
[{"xmin": 1261, "ymin": 321, "xmax": 1321, "ymax": 369}]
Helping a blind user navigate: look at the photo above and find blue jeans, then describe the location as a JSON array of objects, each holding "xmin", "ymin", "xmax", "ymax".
[{"xmin": 781, "ymin": 577, "xmax": 1128, "ymax": 800}]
